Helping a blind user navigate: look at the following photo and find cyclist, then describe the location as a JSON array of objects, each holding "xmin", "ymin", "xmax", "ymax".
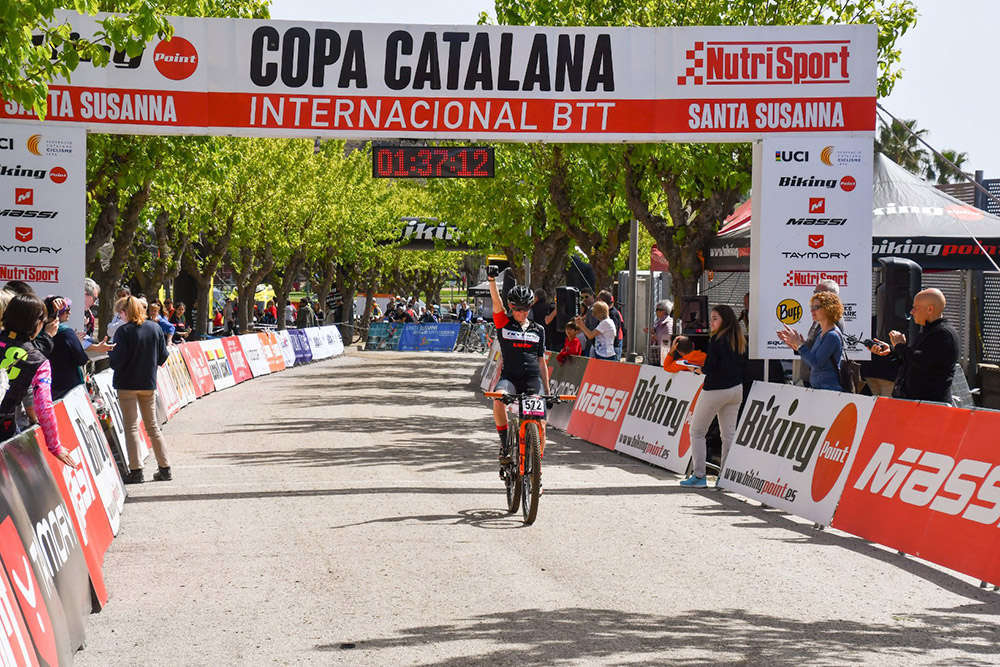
[{"xmin": 488, "ymin": 271, "xmax": 549, "ymax": 464}]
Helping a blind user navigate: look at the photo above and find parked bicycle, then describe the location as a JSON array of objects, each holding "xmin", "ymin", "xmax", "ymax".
[{"xmin": 483, "ymin": 391, "xmax": 576, "ymax": 525}]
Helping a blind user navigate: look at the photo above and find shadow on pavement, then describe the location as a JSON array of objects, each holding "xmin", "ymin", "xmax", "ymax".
[{"xmin": 316, "ymin": 606, "xmax": 1000, "ymax": 665}]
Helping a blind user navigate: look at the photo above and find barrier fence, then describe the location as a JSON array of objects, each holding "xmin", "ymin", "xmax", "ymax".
[
  {"xmin": 479, "ymin": 345, "xmax": 1000, "ymax": 586},
  {"xmin": 365, "ymin": 322, "xmax": 492, "ymax": 353},
  {"xmin": 0, "ymin": 325, "xmax": 345, "ymax": 664}
]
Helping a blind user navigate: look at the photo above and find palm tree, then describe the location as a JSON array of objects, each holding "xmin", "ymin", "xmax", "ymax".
[
  {"xmin": 925, "ymin": 149, "xmax": 969, "ymax": 185},
  {"xmin": 875, "ymin": 118, "xmax": 928, "ymax": 173}
]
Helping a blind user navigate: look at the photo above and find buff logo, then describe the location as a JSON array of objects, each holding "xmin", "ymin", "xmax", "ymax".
[
  {"xmin": 677, "ymin": 41, "xmax": 851, "ymax": 86},
  {"xmin": 735, "ymin": 396, "xmax": 825, "ymax": 472},
  {"xmin": 576, "ymin": 382, "xmax": 629, "ymax": 421},
  {"xmin": 625, "ymin": 376, "xmax": 689, "ymax": 437},
  {"xmin": 854, "ymin": 443, "xmax": 1000, "ymax": 525}
]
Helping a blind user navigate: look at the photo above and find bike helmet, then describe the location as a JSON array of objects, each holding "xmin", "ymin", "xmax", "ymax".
[{"xmin": 507, "ymin": 285, "xmax": 534, "ymax": 308}]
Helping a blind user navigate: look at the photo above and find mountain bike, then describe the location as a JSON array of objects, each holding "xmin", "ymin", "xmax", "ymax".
[{"xmin": 484, "ymin": 391, "xmax": 576, "ymax": 525}]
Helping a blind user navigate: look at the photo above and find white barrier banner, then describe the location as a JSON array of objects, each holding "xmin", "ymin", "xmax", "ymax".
[
  {"xmin": 750, "ymin": 134, "xmax": 873, "ymax": 359},
  {"xmin": 155, "ymin": 365, "xmax": 182, "ymax": 421},
  {"xmin": 237, "ymin": 333, "xmax": 271, "ymax": 376},
  {"xmin": 614, "ymin": 366, "xmax": 703, "ymax": 474},
  {"xmin": 0, "ymin": 123, "xmax": 86, "ymax": 330},
  {"xmin": 322, "ymin": 325, "xmax": 344, "ymax": 357},
  {"xmin": 91, "ymin": 369, "xmax": 150, "ymax": 468},
  {"xmin": 60, "ymin": 386, "xmax": 125, "ymax": 535},
  {"xmin": 304, "ymin": 327, "xmax": 330, "ymax": 360},
  {"xmin": 718, "ymin": 382, "xmax": 876, "ymax": 525},
  {"xmin": 479, "ymin": 339, "xmax": 502, "ymax": 392},
  {"xmin": 1, "ymin": 14, "xmax": 876, "ymax": 142},
  {"xmin": 199, "ymin": 338, "xmax": 236, "ymax": 390},
  {"xmin": 276, "ymin": 329, "xmax": 297, "ymax": 367}
]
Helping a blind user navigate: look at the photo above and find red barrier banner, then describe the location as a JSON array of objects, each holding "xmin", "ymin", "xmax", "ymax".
[
  {"xmin": 831, "ymin": 398, "xmax": 1000, "ymax": 583},
  {"xmin": 0, "ymin": 515, "xmax": 61, "ymax": 666},
  {"xmin": 221, "ymin": 337, "xmax": 253, "ymax": 384},
  {"xmin": 566, "ymin": 359, "xmax": 641, "ymax": 450},
  {"xmin": 179, "ymin": 342, "xmax": 215, "ymax": 396}
]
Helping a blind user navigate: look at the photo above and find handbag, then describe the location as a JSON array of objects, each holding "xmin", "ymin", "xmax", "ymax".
[{"xmin": 832, "ymin": 345, "xmax": 862, "ymax": 394}]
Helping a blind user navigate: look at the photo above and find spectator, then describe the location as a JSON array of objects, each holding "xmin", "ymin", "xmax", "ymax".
[
  {"xmin": 109, "ymin": 295, "xmax": 171, "ymax": 484},
  {"xmin": 3, "ymin": 282, "xmax": 61, "ymax": 358},
  {"xmin": 222, "ymin": 298, "xmax": 236, "ymax": 335},
  {"xmin": 557, "ymin": 321, "xmax": 583, "ymax": 363},
  {"xmin": 792, "ymin": 280, "xmax": 843, "ymax": 387},
  {"xmin": 578, "ymin": 288, "xmax": 598, "ymax": 356},
  {"xmin": 0, "ymin": 293, "xmax": 78, "ymax": 468},
  {"xmin": 45, "ymin": 297, "xmax": 90, "ymax": 400},
  {"xmin": 284, "ymin": 300, "xmax": 297, "ymax": 326},
  {"xmin": 106, "ymin": 286, "xmax": 132, "ymax": 340},
  {"xmin": 663, "ymin": 335, "xmax": 706, "ymax": 374},
  {"xmin": 169, "ymin": 302, "xmax": 192, "ymax": 343},
  {"xmin": 83, "ymin": 278, "xmax": 99, "ymax": 338},
  {"xmin": 162, "ymin": 299, "xmax": 174, "ymax": 321},
  {"xmin": 212, "ymin": 309, "xmax": 225, "ymax": 332},
  {"xmin": 681, "ymin": 305, "xmax": 747, "ymax": 488},
  {"xmin": 148, "ymin": 302, "xmax": 176, "ymax": 341},
  {"xmin": 457, "ymin": 301, "xmax": 472, "ymax": 323},
  {"xmin": 265, "ymin": 299, "xmax": 278, "ymax": 322},
  {"xmin": 777, "ymin": 292, "xmax": 844, "ymax": 392},
  {"xmin": 295, "ymin": 298, "xmax": 317, "ymax": 328},
  {"xmin": 597, "ymin": 290, "xmax": 625, "ymax": 360},
  {"xmin": 574, "ymin": 301, "xmax": 617, "ymax": 361},
  {"xmin": 871, "ymin": 288, "xmax": 959, "ymax": 403},
  {"xmin": 647, "ymin": 299, "xmax": 674, "ymax": 364}
]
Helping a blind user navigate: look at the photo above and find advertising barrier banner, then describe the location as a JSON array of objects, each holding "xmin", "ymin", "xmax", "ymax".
[
  {"xmin": 8, "ymin": 14, "xmax": 877, "ymax": 143},
  {"xmin": 397, "ymin": 323, "xmax": 461, "ymax": 352},
  {"xmin": 155, "ymin": 365, "xmax": 182, "ymax": 422},
  {"xmin": 322, "ymin": 325, "xmax": 344, "ymax": 357},
  {"xmin": 832, "ymin": 399, "xmax": 1000, "ymax": 583},
  {"xmin": 276, "ymin": 330, "xmax": 297, "ymax": 367},
  {"xmin": 615, "ymin": 367, "xmax": 703, "ymax": 474},
  {"xmin": 220, "ymin": 336, "xmax": 253, "ymax": 384},
  {"xmin": 365, "ymin": 322, "xmax": 403, "ymax": 351},
  {"xmin": 288, "ymin": 329, "xmax": 313, "ymax": 364},
  {"xmin": 165, "ymin": 346, "xmax": 197, "ymax": 405},
  {"xmin": 479, "ymin": 339, "xmax": 502, "ymax": 392},
  {"xmin": 304, "ymin": 327, "xmax": 331, "ymax": 360},
  {"xmin": 567, "ymin": 359, "xmax": 641, "ymax": 450},
  {"xmin": 199, "ymin": 339, "xmax": 236, "ymax": 390},
  {"xmin": 719, "ymin": 382, "xmax": 877, "ymax": 525},
  {"xmin": 258, "ymin": 332, "xmax": 287, "ymax": 373},
  {"xmin": 238, "ymin": 334, "xmax": 272, "ymax": 377},
  {"xmin": 91, "ymin": 369, "xmax": 151, "ymax": 470},
  {"xmin": 544, "ymin": 354, "xmax": 588, "ymax": 431},
  {"xmin": 179, "ymin": 342, "xmax": 215, "ymax": 396}
]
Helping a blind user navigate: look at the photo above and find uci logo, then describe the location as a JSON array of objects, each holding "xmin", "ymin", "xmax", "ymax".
[
  {"xmin": 776, "ymin": 298, "xmax": 802, "ymax": 325},
  {"xmin": 775, "ymin": 150, "xmax": 809, "ymax": 162}
]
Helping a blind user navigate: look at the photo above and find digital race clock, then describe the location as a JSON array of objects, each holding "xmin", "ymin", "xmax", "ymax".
[{"xmin": 372, "ymin": 146, "xmax": 494, "ymax": 178}]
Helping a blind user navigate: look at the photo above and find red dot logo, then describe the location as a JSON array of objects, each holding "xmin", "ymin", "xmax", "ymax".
[
  {"xmin": 49, "ymin": 166, "xmax": 67, "ymax": 184},
  {"xmin": 154, "ymin": 37, "xmax": 198, "ymax": 80},
  {"xmin": 677, "ymin": 386, "xmax": 703, "ymax": 458},
  {"xmin": 810, "ymin": 402, "xmax": 858, "ymax": 502},
  {"xmin": 839, "ymin": 176, "xmax": 856, "ymax": 192}
]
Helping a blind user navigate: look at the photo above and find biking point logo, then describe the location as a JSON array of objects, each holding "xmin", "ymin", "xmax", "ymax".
[{"xmin": 154, "ymin": 37, "xmax": 198, "ymax": 80}]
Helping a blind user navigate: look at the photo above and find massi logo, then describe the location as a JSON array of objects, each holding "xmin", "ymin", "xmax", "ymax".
[
  {"xmin": 676, "ymin": 40, "xmax": 852, "ymax": 86},
  {"xmin": 736, "ymin": 396, "xmax": 859, "ymax": 502}
]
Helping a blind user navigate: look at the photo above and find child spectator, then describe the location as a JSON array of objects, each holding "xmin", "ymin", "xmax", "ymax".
[
  {"xmin": 663, "ymin": 335, "xmax": 706, "ymax": 373},
  {"xmin": 557, "ymin": 321, "xmax": 583, "ymax": 363}
]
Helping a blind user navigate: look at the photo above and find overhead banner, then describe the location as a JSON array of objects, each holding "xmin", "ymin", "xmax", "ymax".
[
  {"xmin": 3, "ymin": 15, "xmax": 875, "ymax": 142},
  {"xmin": 0, "ymin": 123, "xmax": 86, "ymax": 331},
  {"xmin": 615, "ymin": 367, "xmax": 703, "ymax": 475},
  {"xmin": 750, "ymin": 135, "xmax": 873, "ymax": 359},
  {"xmin": 718, "ymin": 382, "xmax": 876, "ymax": 526}
]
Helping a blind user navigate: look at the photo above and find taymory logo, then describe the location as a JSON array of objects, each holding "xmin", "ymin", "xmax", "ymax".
[
  {"xmin": 14, "ymin": 228, "xmax": 31, "ymax": 242},
  {"xmin": 676, "ymin": 40, "xmax": 852, "ymax": 86},
  {"xmin": 154, "ymin": 37, "xmax": 198, "ymax": 80},
  {"xmin": 808, "ymin": 234, "xmax": 824, "ymax": 249}
]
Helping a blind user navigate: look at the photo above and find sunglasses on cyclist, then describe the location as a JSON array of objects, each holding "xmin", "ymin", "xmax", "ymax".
[{"xmin": 512, "ymin": 306, "xmax": 531, "ymax": 312}]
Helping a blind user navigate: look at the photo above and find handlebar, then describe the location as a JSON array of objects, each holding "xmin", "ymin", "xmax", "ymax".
[{"xmin": 484, "ymin": 392, "xmax": 577, "ymax": 405}]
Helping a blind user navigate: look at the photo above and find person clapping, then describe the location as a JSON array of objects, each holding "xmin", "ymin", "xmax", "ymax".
[{"xmin": 776, "ymin": 291, "xmax": 844, "ymax": 392}]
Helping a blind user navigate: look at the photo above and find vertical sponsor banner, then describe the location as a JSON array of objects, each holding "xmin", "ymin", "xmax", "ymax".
[
  {"xmin": 543, "ymin": 355, "xmax": 588, "ymax": 431},
  {"xmin": 479, "ymin": 339, "xmax": 502, "ymax": 392},
  {"xmin": 199, "ymin": 339, "xmax": 235, "ymax": 390},
  {"xmin": 258, "ymin": 332, "xmax": 286, "ymax": 373},
  {"xmin": 719, "ymin": 382, "xmax": 876, "ymax": 525},
  {"xmin": 42, "ymin": 416, "xmax": 113, "ymax": 609},
  {"xmin": 0, "ymin": 432, "xmax": 90, "ymax": 655},
  {"xmin": 154, "ymin": 365, "xmax": 182, "ymax": 421},
  {"xmin": 831, "ymin": 399, "xmax": 1000, "ymax": 583},
  {"xmin": 0, "ymin": 123, "xmax": 86, "ymax": 331},
  {"xmin": 276, "ymin": 330, "xmax": 297, "ymax": 367},
  {"xmin": 323, "ymin": 325, "xmax": 344, "ymax": 357},
  {"xmin": 287, "ymin": 329, "xmax": 313, "ymax": 364},
  {"xmin": 179, "ymin": 342, "xmax": 215, "ymax": 396},
  {"xmin": 166, "ymin": 347, "xmax": 197, "ymax": 405},
  {"xmin": 751, "ymin": 135, "xmax": 873, "ymax": 359},
  {"xmin": 614, "ymin": 367, "xmax": 704, "ymax": 474},
  {"xmin": 220, "ymin": 336, "xmax": 253, "ymax": 383},
  {"xmin": 57, "ymin": 387, "xmax": 125, "ymax": 536},
  {"xmin": 397, "ymin": 323, "xmax": 462, "ymax": 352},
  {"xmin": 566, "ymin": 359, "xmax": 641, "ymax": 450},
  {"xmin": 237, "ymin": 334, "xmax": 271, "ymax": 377},
  {"xmin": 91, "ymin": 369, "xmax": 151, "ymax": 469}
]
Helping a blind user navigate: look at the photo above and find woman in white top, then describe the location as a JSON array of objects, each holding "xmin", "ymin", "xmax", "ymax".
[{"xmin": 575, "ymin": 301, "xmax": 617, "ymax": 360}]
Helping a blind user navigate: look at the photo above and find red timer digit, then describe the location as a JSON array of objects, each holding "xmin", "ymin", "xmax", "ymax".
[{"xmin": 372, "ymin": 146, "xmax": 494, "ymax": 178}]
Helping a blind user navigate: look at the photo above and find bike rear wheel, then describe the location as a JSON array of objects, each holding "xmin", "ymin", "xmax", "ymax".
[
  {"xmin": 504, "ymin": 423, "xmax": 521, "ymax": 513},
  {"xmin": 521, "ymin": 421, "xmax": 542, "ymax": 525}
]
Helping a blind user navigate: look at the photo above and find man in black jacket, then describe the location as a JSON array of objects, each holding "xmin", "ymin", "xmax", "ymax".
[{"xmin": 871, "ymin": 288, "xmax": 958, "ymax": 404}]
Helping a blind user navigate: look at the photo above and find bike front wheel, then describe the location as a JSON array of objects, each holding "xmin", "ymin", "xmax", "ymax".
[
  {"xmin": 521, "ymin": 421, "xmax": 542, "ymax": 525},
  {"xmin": 505, "ymin": 426, "xmax": 522, "ymax": 514}
]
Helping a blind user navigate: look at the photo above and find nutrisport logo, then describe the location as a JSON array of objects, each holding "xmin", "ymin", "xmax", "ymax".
[
  {"xmin": 676, "ymin": 40, "xmax": 852, "ymax": 86},
  {"xmin": 154, "ymin": 37, "xmax": 199, "ymax": 80},
  {"xmin": 733, "ymin": 395, "xmax": 859, "ymax": 502}
]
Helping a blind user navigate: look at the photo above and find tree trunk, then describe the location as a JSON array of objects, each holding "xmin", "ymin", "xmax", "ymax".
[
  {"xmin": 193, "ymin": 276, "xmax": 212, "ymax": 339},
  {"xmin": 315, "ymin": 260, "xmax": 336, "ymax": 324},
  {"xmin": 271, "ymin": 249, "xmax": 306, "ymax": 330}
]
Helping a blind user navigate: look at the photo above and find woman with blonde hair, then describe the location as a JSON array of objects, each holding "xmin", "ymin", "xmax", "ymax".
[
  {"xmin": 574, "ymin": 301, "xmax": 617, "ymax": 361},
  {"xmin": 681, "ymin": 304, "xmax": 748, "ymax": 488},
  {"xmin": 777, "ymin": 291, "xmax": 844, "ymax": 392},
  {"xmin": 108, "ymin": 295, "xmax": 171, "ymax": 483}
]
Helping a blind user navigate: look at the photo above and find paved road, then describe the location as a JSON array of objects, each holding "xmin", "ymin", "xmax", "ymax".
[{"xmin": 78, "ymin": 352, "xmax": 1000, "ymax": 666}]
